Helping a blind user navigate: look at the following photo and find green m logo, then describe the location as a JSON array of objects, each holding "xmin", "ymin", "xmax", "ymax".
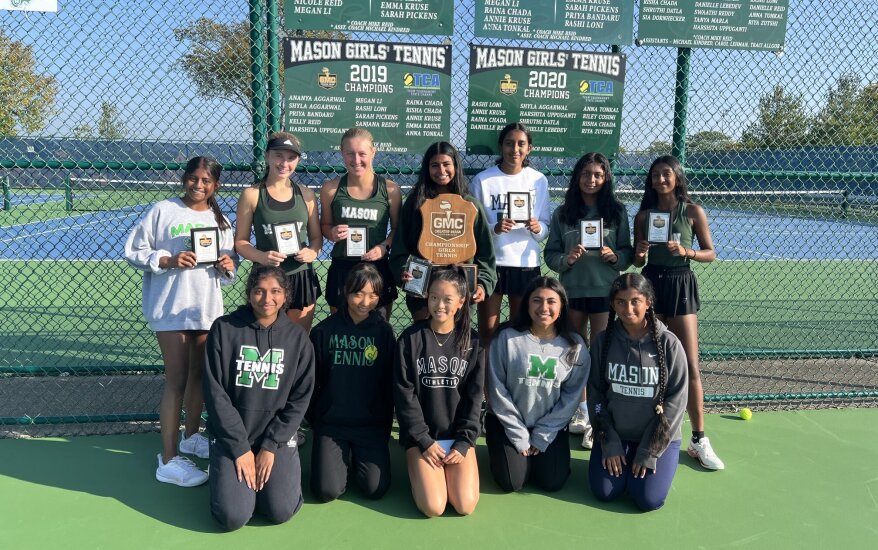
[
  {"xmin": 527, "ymin": 355, "xmax": 557, "ymax": 380},
  {"xmin": 236, "ymin": 346, "xmax": 284, "ymax": 389}
]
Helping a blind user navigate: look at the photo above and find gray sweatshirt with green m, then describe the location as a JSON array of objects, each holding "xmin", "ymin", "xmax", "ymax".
[{"xmin": 487, "ymin": 327, "xmax": 590, "ymax": 453}]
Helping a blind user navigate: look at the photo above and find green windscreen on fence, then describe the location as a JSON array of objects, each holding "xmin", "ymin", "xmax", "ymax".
[{"xmin": 0, "ymin": 0, "xmax": 876, "ymax": 436}]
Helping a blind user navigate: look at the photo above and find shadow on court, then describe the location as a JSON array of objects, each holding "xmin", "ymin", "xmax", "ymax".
[{"xmin": 0, "ymin": 434, "xmax": 219, "ymax": 532}]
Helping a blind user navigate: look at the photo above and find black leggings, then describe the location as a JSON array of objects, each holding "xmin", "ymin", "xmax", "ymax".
[
  {"xmin": 209, "ymin": 443, "xmax": 303, "ymax": 532},
  {"xmin": 485, "ymin": 413, "xmax": 571, "ymax": 493},
  {"xmin": 310, "ymin": 428, "xmax": 391, "ymax": 502}
]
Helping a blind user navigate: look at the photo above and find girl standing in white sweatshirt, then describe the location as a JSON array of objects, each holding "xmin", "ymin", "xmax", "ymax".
[
  {"xmin": 125, "ymin": 156, "xmax": 237, "ymax": 487},
  {"xmin": 471, "ymin": 123, "xmax": 551, "ymax": 346}
]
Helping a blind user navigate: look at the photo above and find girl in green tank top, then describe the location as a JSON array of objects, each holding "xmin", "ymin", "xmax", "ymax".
[
  {"xmin": 234, "ymin": 132, "xmax": 323, "ymax": 331},
  {"xmin": 319, "ymin": 128, "xmax": 402, "ymax": 318},
  {"xmin": 633, "ymin": 155, "xmax": 725, "ymax": 471}
]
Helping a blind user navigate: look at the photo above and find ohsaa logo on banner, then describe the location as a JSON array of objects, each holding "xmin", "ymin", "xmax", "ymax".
[{"xmin": 318, "ymin": 67, "xmax": 338, "ymax": 90}]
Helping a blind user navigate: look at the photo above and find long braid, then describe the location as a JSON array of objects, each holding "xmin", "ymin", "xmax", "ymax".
[
  {"xmin": 646, "ymin": 307, "xmax": 671, "ymax": 455},
  {"xmin": 592, "ymin": 310, "xmax": 616, "ymax": 444}
]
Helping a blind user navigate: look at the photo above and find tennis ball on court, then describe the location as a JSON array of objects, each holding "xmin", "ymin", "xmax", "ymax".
[{"xmin": 739, "ymin": 407, "xmax": 753, "ymax": 421}]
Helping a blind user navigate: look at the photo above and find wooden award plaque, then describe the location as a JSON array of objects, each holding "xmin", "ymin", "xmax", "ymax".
[{"xmin": 417, "ymin": 193, "xmax": 478, "ymax": 265}]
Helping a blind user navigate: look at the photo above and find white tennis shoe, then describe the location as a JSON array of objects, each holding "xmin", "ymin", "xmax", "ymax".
[
  {"xmin": 155, "ymin": 454, "xmax": 208, "ymax": 487},
  {"xmin": 179, "ymin": 431, "xmax": 210, "ymax": 459},
  {"xmin": 687, "ymin": 437, "xmax": 725, "ymax": 470}
]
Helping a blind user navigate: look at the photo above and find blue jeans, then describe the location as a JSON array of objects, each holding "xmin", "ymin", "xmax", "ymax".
[{"xmin": 588, "ymin": 438, "xmax": 681, "ymax": 511}]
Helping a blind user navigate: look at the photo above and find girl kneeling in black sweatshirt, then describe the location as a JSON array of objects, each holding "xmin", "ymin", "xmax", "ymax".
[
  {"xmin": 203, "ymin": 266, "xmax": 315, "ymax": 531},
  {"xmin": 394, "ymin": 267, "xmax": 486, "ymax": 517},
  {"xmin": 309, "ymin": 263, "xmax": 397, "ymax": 502}
]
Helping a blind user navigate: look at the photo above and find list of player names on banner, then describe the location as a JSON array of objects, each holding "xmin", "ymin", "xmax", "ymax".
[
  {"xmin": 283, "ymin": 39, "xmax": 452, "ymax": 153},
  {"xmin": 637, "ymin": 0, "xmax": 789, "ymax": 50},
  {"xmin": 474, "ymin": 0, "xmax": 634, "ymax": 44},
  {"xmin": 284, "ymin": 0, "xmax": 453, "ymax": 35},
  {"xmin": 466, "ymin": 45, "xmax": 625, "ymax": 158}
]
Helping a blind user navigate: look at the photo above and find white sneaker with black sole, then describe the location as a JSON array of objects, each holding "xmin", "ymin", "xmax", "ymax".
[
  {"xmin": 179, "ymin": 431, "xmax": 210, "ymax": 459},
  {"xmin": 155, "ymin": 454, "xmax": 209, "ymax": 487}
]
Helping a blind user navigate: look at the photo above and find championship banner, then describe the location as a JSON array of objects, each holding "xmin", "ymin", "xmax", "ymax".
[
  {"xmin": 637, "ymin": 0, "xmax": 790, "ymax": 51},
  {"xmin": 474, "ymin": 0, "xmax": 633, "ymax": 45},
  {"xmin": 283, "ymin": 38, "xmax": 452, "ymax": 153},
  {"xmin": 466, "ymin": 45, "xmax": 625, "ymax": 158},
  {"xmin": 284, "ymin": 0, "xmax": 452, "ymax": 36}
]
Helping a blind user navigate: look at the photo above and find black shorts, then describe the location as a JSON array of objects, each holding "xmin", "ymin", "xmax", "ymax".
[
  {"xmin": 641, "ymin": 264, "xmax": 700, "ymax": 317},
  {"xmin": 569, "ymin": 296, "xmax": 611, "ymax": 314},
  {"xmin": 495, "ymin": 266, "xmax": 541, "ymax": 297},
  {"xmin": 325, "ymin": 258, "xmax": 398, "ymax": 308},
  {"xmin": 286, "ymin": 266, "xmax": 322, "ymax": 311}
]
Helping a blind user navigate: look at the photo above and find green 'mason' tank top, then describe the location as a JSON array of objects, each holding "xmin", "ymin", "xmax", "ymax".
[
  {"xmin": 329, "ymin": 174, "xmax": 391, "ymax": 259},
  {"xmin": 253, "ymin": 184, "xmax": 310, "ymax": 275},
  {"xmin": 648, "ymin": 201, "xmax": 693, "ymax": 268}
]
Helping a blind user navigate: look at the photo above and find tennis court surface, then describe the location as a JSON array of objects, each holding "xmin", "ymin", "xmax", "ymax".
[{"xmin": 1, "ymin": 408, "xmax": 875, "ymax": 548}]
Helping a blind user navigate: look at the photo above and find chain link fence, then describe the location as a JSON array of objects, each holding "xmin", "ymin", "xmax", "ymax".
[{"xmin": 1, "ymin": 0, "xmax": 876, "ymax": 437}]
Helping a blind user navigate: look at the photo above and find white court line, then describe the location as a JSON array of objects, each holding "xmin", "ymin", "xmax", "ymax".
[
  {"xmin": 0, "ymin": 211, "xmax": 137, "ymax": 244},
  {"xmin": 715, "ymin": 258, "xmax": 876, "ymax": 262},
  {"xmin": 0, "ymin": 258, "xmax": 123, "ymax": 262},
  {"xmin": 0, "ymin": 206, "xmax": 142, "ymax": 231},
  {"xmin": 720, "ymin": 245, "xmax": 789, "ymax": 260}
]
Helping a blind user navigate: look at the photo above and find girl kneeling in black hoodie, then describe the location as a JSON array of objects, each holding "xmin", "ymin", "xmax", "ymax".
[
  {"xmin": 204, "ymin": 265, "xmax": 315, "ymax": 531},
  {"xmin": 308, "ymin": 263, "xmax": 397, "ymax": 502}
]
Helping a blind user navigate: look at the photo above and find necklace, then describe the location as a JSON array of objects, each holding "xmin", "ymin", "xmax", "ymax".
[
  {"xmin": 529, "ymin": 329, "xmax": 556, "ymax": 353},
  {"xmin": 430, "ymin": 327, "xmax": 454, "ymax": 347}
]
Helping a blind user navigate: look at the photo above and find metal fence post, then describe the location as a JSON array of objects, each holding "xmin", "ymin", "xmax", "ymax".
[
  {"xmin": 671, "ymin": 47, "xmax": 691, "ymax": 165},
  {"xmin": 266, "ymin": 0, "xmax": 281, "ymax": 135},
  {"xmin": 249, "ymin": 0, "xmax": 268, "ymax": 181},
  {"xmin": 2, "ymin": 176, "xmax": 10, "ymax": 211}
]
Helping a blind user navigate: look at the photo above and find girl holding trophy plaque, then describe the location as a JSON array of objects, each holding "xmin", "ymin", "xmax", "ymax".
[
  {"xmin": 390, "ymin": 141, "xmax": 497, "ymax": 321},
  {"xmin": 124, "ymin": 156, "xmax": 236, "ymax": 487},
  {"xmin": 471, "ymin": 123, "xmax": 552, "ymax": 347},
  {"xmin": 632, "ymin": 155, "xmax": 723, "ymax": 471},
  {"xmin": 235, "ymin": 132, "xmax": 323, "ymax": 331},
  {"xmin": 545, "ymin": 152, "xmax": 633, "ymax": 449},
  {"xmin": 320, "ymin": 128, "xmax": 402, "ymax": 319}
]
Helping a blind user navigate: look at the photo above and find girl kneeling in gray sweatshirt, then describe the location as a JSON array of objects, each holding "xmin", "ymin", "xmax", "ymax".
[{"xmin": 486, "ymin": 276, "xmax": 590, "ymax": 492}]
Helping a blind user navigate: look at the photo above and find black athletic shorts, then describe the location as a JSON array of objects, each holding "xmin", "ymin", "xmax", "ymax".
[
  {"xmin": 495, "ymin": 266, "xmax": 541, "ymax": 297},
  {"xmin": 641, "ymin": 264, "xmax": 700, "ymax": 317}
]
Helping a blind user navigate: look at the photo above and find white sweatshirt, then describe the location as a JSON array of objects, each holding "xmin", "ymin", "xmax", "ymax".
[
  {"xmin": 124, "ymin": 197, "xmax": 236, "ymax": 331},
  {"xmin": 470, "ymin": 165, "xmax": 551, "ymax": 268}
]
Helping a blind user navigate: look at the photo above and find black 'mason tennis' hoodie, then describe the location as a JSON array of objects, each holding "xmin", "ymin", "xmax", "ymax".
[
  {"xmin": 308, "ymin": 308, "xmax": 396, "ymax": 437},
  {"xmin": 204, "ymin": 305, "xmax": 315, "ymax": 459},
  {"xmin": 393, "ymin": 321, "xmax": 485, "ymax": 457},
  {"xmin": 587, "ymin": 319, "xmax": 688, "ymax": 470}
]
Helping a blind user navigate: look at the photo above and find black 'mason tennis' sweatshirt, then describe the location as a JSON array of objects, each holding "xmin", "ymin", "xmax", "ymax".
[
  {"xmin": 204, "ymin": 305, "xmax": 315, "ymax": 459},
  {"xmin": 393, "ymin": 320, "xmax": 485, "ymax": 456},
  {"xmin": 308, "ymin": 308, "xmax": 396, "ymax": 437}
]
